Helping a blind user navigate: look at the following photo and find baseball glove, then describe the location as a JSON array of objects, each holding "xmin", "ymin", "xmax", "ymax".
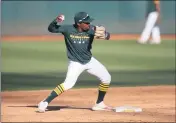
[{"xmin": 94, "ymin": 26, "xmax": 110, "ymax": 40}]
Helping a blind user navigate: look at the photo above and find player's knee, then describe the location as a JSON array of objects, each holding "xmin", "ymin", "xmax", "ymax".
[
  {"xmin": 62, "ymin": 81, "xmax": 76, "ymax": 90},
  {"xmin": 102, "ymin": 72, "xmax": 111, "ymax": 84},
  {"xmin": 106, "ymin": 73, "xmax": 111, "ymax": 83}
]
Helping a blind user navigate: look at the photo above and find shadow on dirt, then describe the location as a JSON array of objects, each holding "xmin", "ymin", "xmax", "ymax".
[{"xmin": 8, "ymin": 105, "xmax": 92, "ymax": 112}]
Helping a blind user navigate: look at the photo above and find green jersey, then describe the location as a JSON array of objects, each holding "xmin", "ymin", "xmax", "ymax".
[
  {"xmin": 146, "ymin": 0, "xmax": 159, "ymax": 15},
  {"xmin": 48, "ymin": 19, "xmax": 95, "ymax": 64}
]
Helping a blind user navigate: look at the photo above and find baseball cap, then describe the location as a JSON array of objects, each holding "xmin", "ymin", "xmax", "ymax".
[{"xmin": 74, "ymin": 12, "xmax": 94, "ymax": 23}]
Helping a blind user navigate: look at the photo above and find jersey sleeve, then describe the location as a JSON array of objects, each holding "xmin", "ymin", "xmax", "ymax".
[
  {"xmin": 88, "ymin": 25, "xmax": 96, "ymax": 35},
  {"xmin": 48, "ymin": 19, "xmax": 68, "ymax": 33}
]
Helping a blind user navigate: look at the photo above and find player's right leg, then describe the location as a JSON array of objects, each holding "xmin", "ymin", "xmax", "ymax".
[
  {"xmin": 86, "ymin": 57, "xmax": 112, "ymax": 111},
  {"xmin": 38, "ymin": 60, "xmax": 85, "ymax": 112},
  {"xmin": 138, "ymin": 12, "xmax": 159, "ymax": 44}
]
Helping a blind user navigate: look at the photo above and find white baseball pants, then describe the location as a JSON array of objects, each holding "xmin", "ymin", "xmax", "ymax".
[
  {"xmin": 62, "ymin": 57, "xmax": 111, "ymax": 90},
  {"xmin": 139, "ymin": 12, "xmax": 161, "ymax": 44}
]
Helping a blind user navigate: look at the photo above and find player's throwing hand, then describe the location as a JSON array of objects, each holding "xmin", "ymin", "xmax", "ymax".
[{"xmin": 56, "ymin": 14, "xmax": 65, "ymax": 23}]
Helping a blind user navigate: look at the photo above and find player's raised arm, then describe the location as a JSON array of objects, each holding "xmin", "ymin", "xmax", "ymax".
[{"xmin": 48, "ymin": 14, "xmax": 65, "ymax": 33}]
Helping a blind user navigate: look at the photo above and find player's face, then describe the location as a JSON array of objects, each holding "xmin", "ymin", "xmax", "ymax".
[{"xmin": 79, "ymin": 22, "xmax": 90, "ymax": 31}]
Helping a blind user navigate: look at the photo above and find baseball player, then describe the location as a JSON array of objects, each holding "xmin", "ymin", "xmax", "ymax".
[
  {"xmin": 138, "ymin": 0, "xmax": 161, "ymax": 44},
  {"xmin": 38, "ymin": 12, "xmax": 112, "ymax": 112}
]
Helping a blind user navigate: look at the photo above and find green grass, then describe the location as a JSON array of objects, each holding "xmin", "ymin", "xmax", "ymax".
[{"xmin": 1, "ymin": 40, "xmax": 175, "ymax": 91}]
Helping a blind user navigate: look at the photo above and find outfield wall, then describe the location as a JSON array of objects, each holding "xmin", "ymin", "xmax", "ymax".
[{"xmin": 1, "ymin": 1, "xmax": 176, "ymax": 36}]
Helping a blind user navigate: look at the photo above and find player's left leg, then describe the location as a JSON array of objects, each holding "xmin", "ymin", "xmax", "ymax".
[
  {"xmin": 150, "ymin": 25, "xmax": 161, "ymax": 44},
  {"xmin": 86, "ymin": 57, "xmax": 112, "ymax": 111}
]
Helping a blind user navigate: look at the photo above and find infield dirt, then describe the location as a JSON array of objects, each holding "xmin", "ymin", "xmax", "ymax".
[{"xmin": 1, "ymin": 86, "xmax": 175, "ymax": 122}]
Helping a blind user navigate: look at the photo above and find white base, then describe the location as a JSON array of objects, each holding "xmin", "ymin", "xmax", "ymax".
[{"xmin": 113, "ymin": 106, "xmax": 142, "ymax": 112}]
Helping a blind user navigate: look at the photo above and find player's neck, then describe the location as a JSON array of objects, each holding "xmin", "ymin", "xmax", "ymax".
[
  {"xmin": 77, "ymin": 27, "xmax": 84, "ymax": 32},
  {"xmin": 74, "ymin": 24, "xmax": 83, "ymax": 32}
]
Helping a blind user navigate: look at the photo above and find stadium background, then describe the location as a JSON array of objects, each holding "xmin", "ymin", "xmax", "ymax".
[{"xmin": 1, "ymin": 1, "xmax": 175, "ymax": 35}]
